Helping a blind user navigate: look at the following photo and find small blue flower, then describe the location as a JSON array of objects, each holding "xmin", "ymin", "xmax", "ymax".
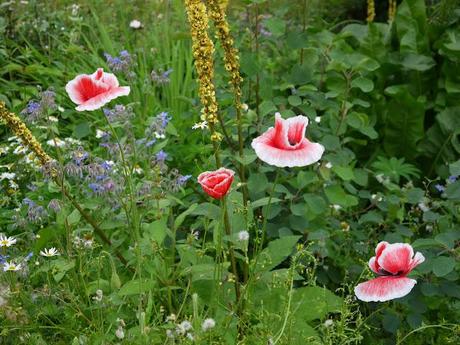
[
  {"xmin": 434, "ymin": 184, "xmax": 445, "ymax": 192},
  {"xmin": 155, "ymin": 150, "xmax": 168, "ymax": 162}
]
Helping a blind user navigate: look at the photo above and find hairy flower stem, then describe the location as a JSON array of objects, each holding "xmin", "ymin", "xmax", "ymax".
[
  {"xmin": 206, "ymin": 0, "xmax": 249, "ymax": 207},
  {"xmin": 0, "ymin": 101, "xmax": 129, "ymax": 266},
  {"xmin": 185, "ymin": 0, "xmax": 243, "ymax": 313}
]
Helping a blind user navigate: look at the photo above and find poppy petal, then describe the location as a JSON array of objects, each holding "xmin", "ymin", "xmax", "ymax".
[
  {"xmin": 75, "ymin": 87, "xmax": 130, "ymax": 112},
  {"xmin": 377, "ymin": 243, "xmax": 414, "ymax": 275},
  {"xmin": 409, "ymin": 252, "xmax": 425, "ymax": 271},
  {"xmin": 252, "ymin": 138, "xmax": 324, "ymax": 168},
  {"xmin": 354, "ymin": 276, "xmax": 417, "ymax": 302}
]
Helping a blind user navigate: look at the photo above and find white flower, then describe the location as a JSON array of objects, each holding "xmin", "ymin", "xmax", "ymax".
[
  {"xmin": 154, "ymin": 131, "xmax": 166, "ymax": 139},
  {"xmin": 331, "ymin": 204, "xmax": 342, "ymax": 211},
  {"xmin": 375, "ymin": 174, "xmax": 385, "ymax": 184},
  {"xmin": 40, "ymin": 247, "xmax": 60, "ymax": 257},
  {"xmin": 176, "ymin": 320, "xmax": 192, "ymax": 335},
  {"xmin": 315, "ymin": 116, "xmax": 321, "ymax": 123},
  {"xmin": 418, "ymin": 202, "xmax": 430, "ymax": 213},
  {"xmin": 0, "ymin": 235, "xmax": 17, "ymax": 247},
  {"xmin": 46, "ymin": 138, "xmax": 65, "ymax": 148},
  {"xmin": 192, "ymin": 121, "xmax": 208, "ymax": 130},
  {"xmin": 13, "ymin": 145, "xmax": 28, "ymax": 155},
  {"xmin": 93, "ymin": 289, "xmax": 103, "ymax": 302},
  {"xmin": 325, "ymin": 162, "xmax": 332, "ymax": 169},
  {"xmin": 96, "ymin": 129, "xmax": 108, "ymax": 139},
  {"xmin": 241, "ymin": 103, "xmax": 249, "ymax": 111},
  {"xmin": 133, "ymin": 165, "xmax": 143, "ymax": 175},
  {"xmin": 324, "ymin": 319, "xmax": 334, "ymax": 327},
  {"xmin": 64, "ymin": 138, "xmax": 82, "ymax": 145},
  {"xmin": 3, "ymin": 262, "xmax": 22, "ymax": 272},
  {"xmin": 238, "ymin": 230, "xmax": 249, "ymax": 242},
  {"xmin": 48, "ymin": 116, "xmax": 59, "ymax": 122},
  {"xmin": 115, "ymin": 326, "xmax": 125, "ymax": 339},
  {"xmin": 0, "ymin": 172, "xmax": 16, "ymax": 180},
  {"xmin": 9, "ymin": 181, "xmax": 19, "ymax": 190},
  {"xmin": 166, "ymin": 314, "xmax": 176, "ymax": 322},
  {"xmin": 201, "ymin": 318, "xmax": 216, "ymax": 332},
  {"xmin": 129, "ymin": 19, "xmax": 142, "ymax": 29}
]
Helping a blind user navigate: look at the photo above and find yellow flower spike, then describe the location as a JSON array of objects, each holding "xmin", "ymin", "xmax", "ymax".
[
  {"xmin": 388, "ymin": 0, "xmax": 397, "ymax": 22},
  {"xmin": 184, "ymin": 0, "xmax": 219, "ymax": 127},
  {"xmin": 206, "ymin": 0, "xmax": 243, "ymax": 102},
  {"xmin": 0, "ymin": 102, "xmax": 52, "ymax": 166},
  {"xmin": 367, "ymin": 0, "xmax": 376, "ymax": 23}
]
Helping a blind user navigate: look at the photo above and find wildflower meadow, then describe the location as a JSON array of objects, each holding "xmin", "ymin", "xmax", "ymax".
[{"xmin": 1, "ymin": 0, "xmax": 460, "ymax": 344}]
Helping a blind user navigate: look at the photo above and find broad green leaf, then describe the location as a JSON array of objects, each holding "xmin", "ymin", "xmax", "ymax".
[
  {"xmin": 432, "ymin": 256, "xmax": 456, "ymax": 277},
  {"xmin": 255, "ymin": 236, "xmax": 301, "ymax": 272}
]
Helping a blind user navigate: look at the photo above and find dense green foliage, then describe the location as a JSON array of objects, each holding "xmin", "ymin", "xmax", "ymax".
[{"xmin": 0, "ymin": 0, "xmax": 459, "ymax": 344}]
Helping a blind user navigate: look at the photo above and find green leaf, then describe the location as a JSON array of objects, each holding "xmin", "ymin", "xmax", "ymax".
[
  {"xmin": 255, "ymin": 236, "xmax": 301, "ymax": 272},
  {"xmin": 174, "ymin": 203, "xmax": 198, "ymax": 229},
  {"xmin": 332, "ymin": 166, "xmax": 355, "ymax": 181},
  {"xmin": 142, "ymin": 219, "xmax": 169, "ymax": 244},
  {"xmin": 432, "ymin": 256, "xmax": 456, "ymax": 277},
  {"xmin": 351, "ymin": 77, "xmax": 374, "ymax": 93},
  {"xmin": 67, "ymin": 209, "xmax": 81, "ymax": 226},
  {"xmin": 73, "ymin": 122, "xmax": 91, "ymax": 139},
  {"xmin": 324, "ymin": 185, "xmax": 358, "ymax": 207},
  {"xmin": 400, "ymin": 53, "xmax": 435, "ymax": 71},
  {"xmin": 383, "ymin": 88, "xmax": 425, "ymax": 160},
  {"xmin": 118, "ymin": 279, "xmax": 154, "ymax": 296},
  {"xmin": 420, "ymin": 107, "xmax": 460, "ymax": 164},
  {"xmin": 251, "ymin": 197, "xmax": 282, "ymax": 209},
  {"xmin": 445, "ymin": 181, "xmax": 460, "ymax": 200},
  {"xmin": 264, "ymin": 17, "xmax": 285, "ymax": 37}
]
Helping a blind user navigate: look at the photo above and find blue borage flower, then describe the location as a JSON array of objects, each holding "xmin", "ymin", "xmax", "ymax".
[
  {"xmin": 104, "ymin": 50, "xmax": 136, "ymax": 78},
  {"xmin": 21, "ymin": 88, "xmax": 57, "ymax": 123},
  {"xmin": 151, "ymin": 68, "xmax": 173, "ymax": 84}
]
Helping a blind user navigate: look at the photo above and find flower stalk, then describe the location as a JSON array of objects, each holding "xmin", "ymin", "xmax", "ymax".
[
  {"xmin": 367, "ymin": 0, "xmax": 376, "ymax": 23},
  {"xmin": 185, "ymin": 0, "xmax": 242, "ymax": 306},
  {"xmin": 388, "ymin": 0, "xmax": 397, "ymax": 22},
  {"xmin": 206, "ymin": 0, "xmax": 249, "ymax": 207}
]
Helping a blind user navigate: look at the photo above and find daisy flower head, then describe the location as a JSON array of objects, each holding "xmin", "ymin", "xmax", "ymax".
[
  {"xmin": 0, "ymin": 235, "xmax": 17, "ymax": 247},
  {"xmin": 40, "ymin": 247, "xmax": 60, "ymax": 257},
  {"xmin": 3, "ymin": 261, "xmax": 22, "ymax": 272}
]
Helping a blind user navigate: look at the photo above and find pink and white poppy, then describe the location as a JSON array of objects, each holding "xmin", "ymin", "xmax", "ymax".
[
  {"xmin": 65, "ymin": 68, "xmax": 130, "ymax": 111},
  {"xmin": 251, "ymin": 113, "xmax": 324, "ymax": 167},
  {"xmin": 355, "ymin": 242, "xmax": 425, "ymax": 302}
]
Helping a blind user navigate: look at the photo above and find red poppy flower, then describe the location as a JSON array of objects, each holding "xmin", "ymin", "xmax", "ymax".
[
  {"xmin": 354, "ymin": 242, "xmax": 425, "ymax": 302},
  {"xmin": 65, "ymin": 68, "xmax": 130, "ymax": 111},
  {"xmin": 251, "ymin": 113, "xmax": 324, "ymax": 167},
  {"xmin": 198, "ymin": 168, "xmax": 235, "ymax": 199}
]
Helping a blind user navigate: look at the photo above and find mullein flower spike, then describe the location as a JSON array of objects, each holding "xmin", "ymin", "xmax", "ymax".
[
  {"xmin": 388, "ymin": 0, "xmax": 397, "ymax": 22},
  {"xmin": 367, "ymin": 0, "xmax": 376, "ymax": 23},
  {"xmin": 184, "ymin": 0, "xmax": 222, "ymax": 142},
  {"xmin": 0, "ymin": 102, "xmax": 52, "ymax": 166}
]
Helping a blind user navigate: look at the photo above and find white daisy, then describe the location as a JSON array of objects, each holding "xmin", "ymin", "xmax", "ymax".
[
  {"xmin": 192, "ymin": 121, "xmax": 208, "ymax": 130},
  {"xmin": 315, "ymin": 116, "xmax": 321, "ymax": 123},
  {"xmin": 0, "ymin": 235, "xmax": 17, "ymax": 247},
  {"xmin": 46, "ymin": 138, "xmax": 65, "ymax": 148},
  {"xmin": 3, "ymin": 261, "xmax": 22, "ymax": 272},
  {"xmin": 40, "ymin": 247, "xmax": 60, "ymax": 257},
  {"xmin": 0, "ymin": 172, "xmax": 16, "ymax": 180}
]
